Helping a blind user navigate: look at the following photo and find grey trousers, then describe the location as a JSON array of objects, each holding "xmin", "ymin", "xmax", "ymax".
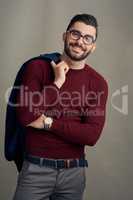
[{"xmin": 13, "ymin": 160, "xmax": 86, "ymax": 200}]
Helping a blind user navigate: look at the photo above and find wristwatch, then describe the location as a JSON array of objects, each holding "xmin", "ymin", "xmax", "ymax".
[{"xmin": 43, "ymin": 117, "xmax": 53, "ymax": 130}]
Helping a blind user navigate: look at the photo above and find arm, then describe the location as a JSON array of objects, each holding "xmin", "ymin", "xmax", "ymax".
[
  {"xmin": 16, "ymin": 59, "xmax": 59, "ymax": 127},
  {"xmin": 19, "ymin": 59, "xmax": 69, "ymax": 128},
  {"xmin": 50, "ymin": 79, "xmax": 108, "ymax": 146}
]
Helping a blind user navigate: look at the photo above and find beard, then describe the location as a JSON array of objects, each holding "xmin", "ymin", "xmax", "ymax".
[{"xmin": 64, "ymin": 39, "xmax": 92, "ymax": 61}]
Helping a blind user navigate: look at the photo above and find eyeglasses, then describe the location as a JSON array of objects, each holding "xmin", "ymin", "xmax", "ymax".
[{"xmin": 67, "ymin": 29, "xmax": 96, "ymax": 45}]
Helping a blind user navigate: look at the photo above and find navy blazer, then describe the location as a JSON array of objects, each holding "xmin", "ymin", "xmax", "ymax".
[{"xmin": 4, "ymin": 52, "xmax": 61, "ymax": 172}]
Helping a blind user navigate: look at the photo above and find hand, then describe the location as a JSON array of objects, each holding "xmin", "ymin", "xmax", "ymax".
[
  {"xmin": 51, "ymin": 60, "xmax": 69, "ymax": 88},
  {"xmin": 27, "ymin": 114, "xmax": 46, "ymax": 129}
]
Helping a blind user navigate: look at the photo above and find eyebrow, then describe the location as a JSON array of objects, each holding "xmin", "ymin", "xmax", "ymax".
[{"xmin": 70, "ymin": 29, "xmax": 96, "ymax": 40}]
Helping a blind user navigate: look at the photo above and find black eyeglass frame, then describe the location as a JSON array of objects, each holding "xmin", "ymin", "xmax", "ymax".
[{"xmin": 67, "ymin": 29, "xmax": 96, "ymax": 45}]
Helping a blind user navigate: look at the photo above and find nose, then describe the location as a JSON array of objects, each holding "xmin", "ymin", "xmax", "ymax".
[{"xmin": 76, "ymin": 36, "xmax": 84, "ymax": 45}]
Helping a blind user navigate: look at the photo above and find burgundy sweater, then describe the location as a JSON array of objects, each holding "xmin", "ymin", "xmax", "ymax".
[{"xmin": 16, "ymin": 59, "xmax": 108, "ymax": 159}]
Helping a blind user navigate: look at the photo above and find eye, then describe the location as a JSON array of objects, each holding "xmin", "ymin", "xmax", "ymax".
[
  {"xmin": 71, "ymin": 30, "xmax": 80, "ymax": 38},
  {"xmin": 84, "ymin": 36, "xmax": 93, "ymax": 43}
]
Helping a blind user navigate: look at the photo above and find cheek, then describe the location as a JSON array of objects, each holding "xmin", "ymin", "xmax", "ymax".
[
  {"xmin": 65, "ymin": 37, "xmax": 72, "ymax": 46},
  {"xmin": 68, "ymin": 39, "xmax": 75, "ymax": 45},
  {"xmin": 86, "ymin": 45, "xmax": 93, "ymax": 52}
]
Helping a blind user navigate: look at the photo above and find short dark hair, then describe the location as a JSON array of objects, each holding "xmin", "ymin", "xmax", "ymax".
[{"xmin": 66, "ymin": 13, "xmax": 98, "ymax": 40}]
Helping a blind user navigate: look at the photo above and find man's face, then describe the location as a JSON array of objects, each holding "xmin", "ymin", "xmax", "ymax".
[{"xmin": 63, "ymin": 22, "xmax": 96, "ymax": 61}]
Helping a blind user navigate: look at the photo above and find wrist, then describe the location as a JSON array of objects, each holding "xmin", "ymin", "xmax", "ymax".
[{"xmin": 54, "ymin": 80, "xmax": 64, "ymax": 89}]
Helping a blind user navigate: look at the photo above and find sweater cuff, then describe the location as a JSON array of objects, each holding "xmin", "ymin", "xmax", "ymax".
[{"xmin": 50, "ymin": 118, "xmax": 62, "ymax": 133}]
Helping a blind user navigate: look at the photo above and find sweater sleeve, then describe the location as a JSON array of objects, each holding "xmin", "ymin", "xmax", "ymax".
[
  {"xmin": 16, "ymin": 59, "xmax": 59, "ymax": 126},
  {"xmin": 50, "ymin": 78, "xmax": 108, "ymax": 146}
]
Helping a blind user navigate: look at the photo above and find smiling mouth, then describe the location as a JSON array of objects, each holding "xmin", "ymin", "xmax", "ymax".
[{"xmin": 71, "ymin": 46, "xmax": 83, "ymax": 53}]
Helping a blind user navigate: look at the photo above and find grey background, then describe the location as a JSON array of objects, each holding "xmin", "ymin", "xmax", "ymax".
[{"xmin": 0, "ymin": 0, "xmax": 132, "ymax": 199}]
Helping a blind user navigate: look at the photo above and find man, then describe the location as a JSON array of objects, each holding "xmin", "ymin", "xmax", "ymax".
[{"xmin": 13, "ymin": 14, "xmax": 108, "ymax": 200}]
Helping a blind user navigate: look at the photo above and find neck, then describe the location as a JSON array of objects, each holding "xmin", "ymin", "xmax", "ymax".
[{"xmin": 60, "ymin": 52, "xmax": 86, "ymax": 70}]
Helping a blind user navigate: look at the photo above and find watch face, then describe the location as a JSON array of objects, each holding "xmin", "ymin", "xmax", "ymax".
[
  {"xmin": 45, "ymin": 117, "xmax": 53, "ymax": 124},
  {"xmin": 44, "ymin": 117, "xmax": 53, "ymax": 130}
]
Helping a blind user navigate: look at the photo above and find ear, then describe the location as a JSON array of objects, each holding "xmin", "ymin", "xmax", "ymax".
[
  {"xmin": 62, "ymin": 32, "xmax": 66, "ymax": 42},
  {"xmin": 91, "ymin": 43, "xmax": 96, "ymax": 53}
]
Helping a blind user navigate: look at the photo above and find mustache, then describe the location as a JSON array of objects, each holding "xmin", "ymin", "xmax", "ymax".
[{"xmin": 70, "ymin": 43, "xmax": 86, "ymax": 51}]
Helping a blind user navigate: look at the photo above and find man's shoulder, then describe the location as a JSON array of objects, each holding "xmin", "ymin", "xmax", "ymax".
[
  {"xmin": 24, "ymin": 56, "xmax": 50, "ymax": 68},
  {"xmin": 85, "ymin": 63, "xmax": 108, "ymax": 91},
  {"xmin": 21, "ymin": 56, "xmax": 51, "ymax": 74},
  {"xmin": 22, "ymin": 52, "xmax": 61, "ymax": 72}
]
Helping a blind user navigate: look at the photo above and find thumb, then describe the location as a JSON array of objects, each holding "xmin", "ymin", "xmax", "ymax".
[{"xmin": 64, "ymin": 65, "xmax": 69, "ymax": 74}]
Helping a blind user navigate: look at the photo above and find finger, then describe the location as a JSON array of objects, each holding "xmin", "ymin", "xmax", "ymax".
[
  {"xmin": 56, "ymin": 60, "xmax": 66, "ymax": 67},
  {"xmin": 41, "ymin": 114, "xmax": 46, "ymax": 120},
  {"xmin": 64, "ymin": 66, "xmax": 69, "ymax": 73},
  {"xmin": 50, "ymin": 61, "xmax": 57, "ymax": 68}
]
